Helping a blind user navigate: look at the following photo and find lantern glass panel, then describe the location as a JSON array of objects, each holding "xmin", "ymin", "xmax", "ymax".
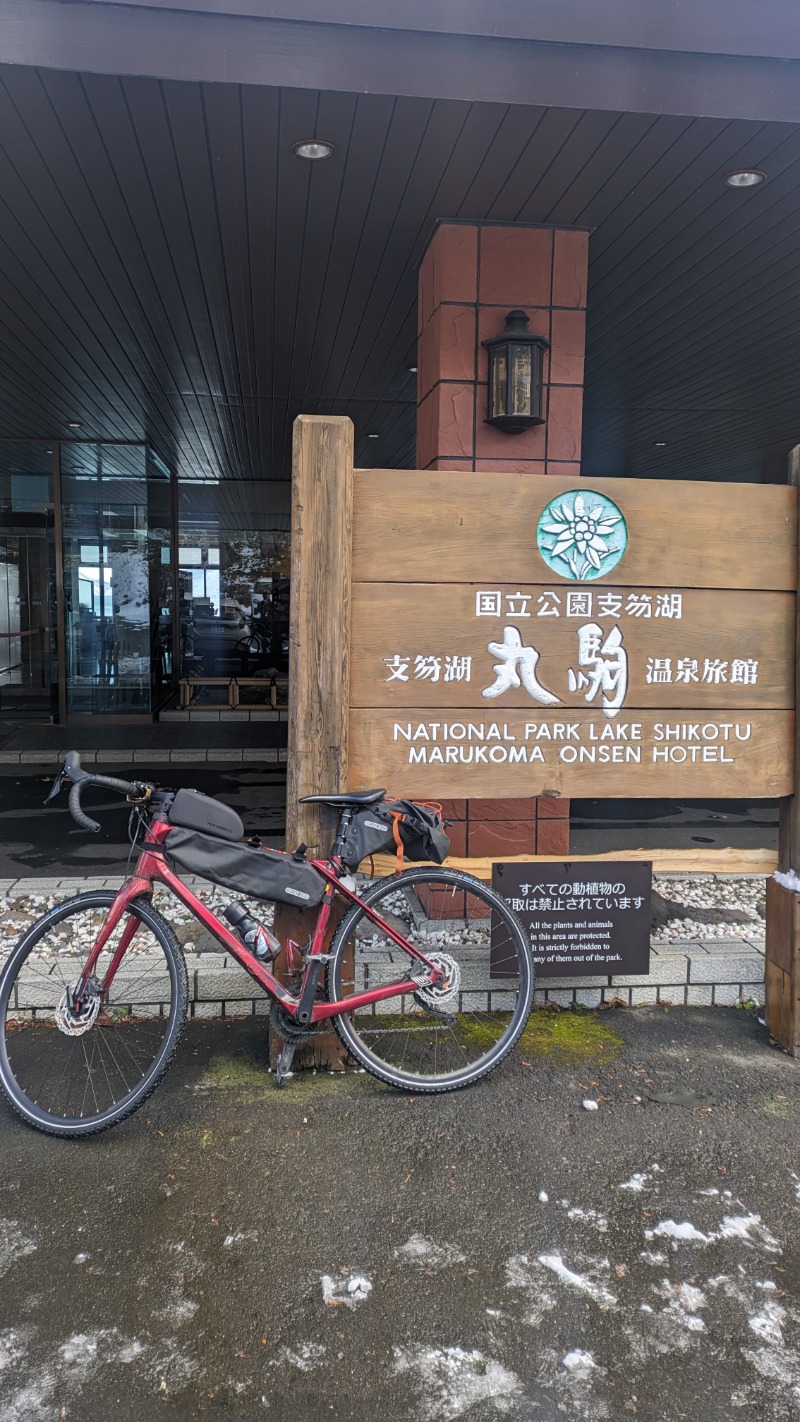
[
  {"xmin": 491, "ymin": 348, "xmax": 508, "ymax": 417},
  {"xmin": 510, "ymin": 345, "xmax": 532, "ymax": 415}
]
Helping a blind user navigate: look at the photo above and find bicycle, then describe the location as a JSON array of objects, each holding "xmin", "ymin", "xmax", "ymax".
[{"xmin": 0, "ymin": 752, "xmax": 534, "ymax": 1138}]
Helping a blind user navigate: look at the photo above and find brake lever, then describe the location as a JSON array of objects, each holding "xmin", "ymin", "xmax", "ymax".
[{"xmin": 43, "ymin": 769, "xmax": 65, "ymax": 806}]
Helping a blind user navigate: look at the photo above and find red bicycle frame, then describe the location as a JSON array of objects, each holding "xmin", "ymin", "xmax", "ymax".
[{"xmin": 76, "ymin": 816, "xmax": 444, "ymax": 1022}]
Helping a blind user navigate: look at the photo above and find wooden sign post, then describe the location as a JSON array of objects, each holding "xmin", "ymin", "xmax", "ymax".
[{"xmin": 765, "ymin": 444, "xmax": 800, "ymax": 1052}]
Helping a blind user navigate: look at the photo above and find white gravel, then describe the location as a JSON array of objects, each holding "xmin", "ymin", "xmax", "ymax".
[{"xmin": 651, "ymin": 874, "xmax": 764, "ymax": 944}]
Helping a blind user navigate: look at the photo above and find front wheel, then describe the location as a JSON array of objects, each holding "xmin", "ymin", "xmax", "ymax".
[
  {"xmin": 327, "ymin": 867, "xmax": 534, "ymax": 1092},
  {"xmin": 0, "ymin": 891, "xmax": 188, "ymax": 1137}
]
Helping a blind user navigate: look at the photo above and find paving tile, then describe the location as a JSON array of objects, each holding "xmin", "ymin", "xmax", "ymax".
[
  {"xmin": 536, "ymin": 974, "xmax": 609, "ymax": 989},
  {"xmin": 686, "ymin": 986, "xmax": 714, "ymax": 1006},
  {"xmin": 575, "ymin": 988, "xmax": 603, "ymax": 1007},
  {"xmin": 657, "ymin": 986, "xmax": 688, "ymax": 1005},
  {"xmin": 170, "ymin": 750, "xmax": 208, "ymax": 762},
  {"xmin": 687, "ymin": 954, "xmax": 764, "ymax": 985},
  {"xmin": 613, "ymin": 957, "xmax": 688, "ymax": 987},
  {"xmin": 713, "ymin": 983, "xmax": 750, "ymax": 1006}
]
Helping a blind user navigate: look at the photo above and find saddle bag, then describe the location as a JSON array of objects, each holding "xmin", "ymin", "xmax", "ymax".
[
  {"xmin": 164, "ymin": 826, "xmax": 327, "ymax": 908},
  {"xmin": 341, "ymin": 799, "xmax": 450, "ymax": 870}
]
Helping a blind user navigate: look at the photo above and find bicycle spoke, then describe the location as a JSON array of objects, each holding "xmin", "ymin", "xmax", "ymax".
[
  {"xmin": 329, "ymin": 869, "xmax": 533, "ymax": 1090},
  {"xmin": 0, "ymin": 893, "xmax": 186, "ymax": 1133}
]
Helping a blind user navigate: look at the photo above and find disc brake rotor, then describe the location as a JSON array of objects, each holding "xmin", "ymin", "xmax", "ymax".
[
  {"xmin": 412, "ymin": 952, "xmax": 461, "ymax": 1012},
  {"xmin": 55, "ymin": 984, "xmax": 102, "ymax": 1037}
]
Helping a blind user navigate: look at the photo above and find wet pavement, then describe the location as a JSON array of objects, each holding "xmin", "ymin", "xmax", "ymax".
[
  {"xmin": 0, "ymin": 1006, "xmax": 799, "ymax": 1419},
  {"xmin": 0, "ymin": 766, "xmax": 287, "ymax": 878}
]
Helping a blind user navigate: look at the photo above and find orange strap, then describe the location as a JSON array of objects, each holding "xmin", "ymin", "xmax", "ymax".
[{"xmin": 389, "ymin": 811, "xmax": 406, "ymax": 866}]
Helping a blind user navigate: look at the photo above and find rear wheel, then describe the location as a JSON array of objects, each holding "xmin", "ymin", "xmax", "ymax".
[
  {"xmin": 0, "ymin": 891, "xmax": 187, "ymax": 1137},
  {"xmin": 327, "ymin": 867, "xmax": 533, "ymax": 1092}
]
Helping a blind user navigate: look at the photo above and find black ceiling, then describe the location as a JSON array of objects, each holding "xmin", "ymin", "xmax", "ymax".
[{"xmin": 0, "ymin": 63, "xmax": 799, "ymax": 483}]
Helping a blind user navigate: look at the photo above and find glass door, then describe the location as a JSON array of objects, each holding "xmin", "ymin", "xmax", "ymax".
[{"xmin": 0, "ymin": 446, "xmax": 57, "ymax": 719}]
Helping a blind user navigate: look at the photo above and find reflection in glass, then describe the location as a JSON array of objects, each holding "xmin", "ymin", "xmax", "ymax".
[
  {"xmin": 61, "ymin": 444, "xmax": 170, "ymax": 716},
  {"xmin": 177, "ymin": 483, "xmax": 290, "ymax": 692},
  {"xmin": 0, "ymin": 445, "xmax": 56, "ymax": 716},
  {"xmin": 511, "ymin": 344, "xmax": 532, "ymax": 415},
  {"xmin": 491, "ymin": 348, "xmax": 508, "ymax": 417}
]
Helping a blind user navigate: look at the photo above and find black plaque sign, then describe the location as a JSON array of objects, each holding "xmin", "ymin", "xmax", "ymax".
[{"xmin": 492, "ymin": 859, "xmax": 652, "ymax": 978}]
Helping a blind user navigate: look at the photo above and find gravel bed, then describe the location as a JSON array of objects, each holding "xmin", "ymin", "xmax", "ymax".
[
  {"xmin": 651, "ymin": 874, "xmax": 765, "ymax": 944},
  {"xmin": 0, "ymin": 873, "xmax": 772, "ymax": 963}
]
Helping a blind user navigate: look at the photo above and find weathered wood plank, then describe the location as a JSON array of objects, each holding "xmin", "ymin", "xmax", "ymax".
[
  {"xmin": 286, "ymin": 415, "xmax": 354, "ymax": 854},
  {"xmin": 350, "ymin": 583, "xmax": 793, "ymax": 709},
  {"xmin": 352, "ymin": 471, "xmax": 798, "ymax": 590},
  {"xmin": 361, "ymin": 848, "xmax": 778, "ymax": 878},
  {"xmin": 347, "ymin": 708, "xmax": 793, "ymax": 799},
  {"xmin": 767, "ymin": 443, "xmax": 800, "ymax": 1053}
]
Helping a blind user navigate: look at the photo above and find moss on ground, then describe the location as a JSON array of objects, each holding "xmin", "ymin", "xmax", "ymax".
[
  {"xmin": 201, "ymin": 1048, "xmax": 379, "ymax": 1102},
  {"xmin": 517, "ymin": 1007, "xmax": 623, "ymax": 1066}
]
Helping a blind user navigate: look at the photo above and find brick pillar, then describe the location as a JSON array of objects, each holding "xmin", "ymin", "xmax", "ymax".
[{"xmin": 416, "ymin": 221, "xmax": 589, "ymax": 859}]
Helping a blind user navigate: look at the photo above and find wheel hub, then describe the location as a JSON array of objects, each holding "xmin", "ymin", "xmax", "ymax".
[
  {"xmin": 55, "ymin": 982, "xmax": 102, "ymax": 1037},
  {"xmin": 412, "ymin": 952, "xmax": 461, "ymax": 1012}
]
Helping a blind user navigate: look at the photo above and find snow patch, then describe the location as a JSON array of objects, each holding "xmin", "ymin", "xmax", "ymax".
[
  {"xmin": 0, "ymin": 1219, "xmax": 36, "ymax": 1276},
  {"xmin": 321, "ymin": 1273, "xmax": 372, "ymax": 1308},
  {"xmin": 566, "ymin": 1207, "xmax": 608, "ymax": 1233},
  {"xmin": 749, "ymin": 1301, "xmax": 786, "ymax": 1348},
  {"xmin": 394, "ymin": 1236, "xmax": 466, "ymax": 1269},
  {"xmin": 538, "ymin": 1255, "xmax": 617, "ymax": 1309},
  {"xmin": 562, "ymin": 1349, "xmax": 596, "ymax": 1380},
  {"xmin": 270, "ymin": 1342, "xmax": 326, "ymax": 1373},
  {"xmin": 393, "ymin": 1344, "xmax": 522, "ymax": 1421},
  {"xmin": 223, "ymin": 1230, "xmax": 259, "ymax": 1248},
  {"xmin": 647, "ymin": 1220, "xmax": 709, "ymax": 1244}
]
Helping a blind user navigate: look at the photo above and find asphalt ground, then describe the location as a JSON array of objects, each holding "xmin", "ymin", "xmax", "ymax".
[{"xmin": 0, "ymin": 1007, "xmax": 798, "ymax": 1419}]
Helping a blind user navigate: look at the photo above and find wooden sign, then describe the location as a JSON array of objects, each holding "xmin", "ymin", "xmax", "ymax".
[
  {"xmin": 287, "ymin": 419, "xmax": 797, "ymax": 851},
  {"xmin": 348, "ymin": 471, "xmax": 795, "ymax": 799}
]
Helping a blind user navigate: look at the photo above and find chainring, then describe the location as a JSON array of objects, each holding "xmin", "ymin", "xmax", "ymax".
[{"xmin": 269, "ymin": 1001, "xmax": 320, "ymax": 1043}]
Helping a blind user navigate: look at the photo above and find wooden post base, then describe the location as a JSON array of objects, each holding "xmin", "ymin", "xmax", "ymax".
[
  {"xmin": 765, "ymin": 878, "xmax": 800, "ymax": 1055},
  {"xmin": 269, "ymin": 901, "xmax": 349, "ymax": 1073}
]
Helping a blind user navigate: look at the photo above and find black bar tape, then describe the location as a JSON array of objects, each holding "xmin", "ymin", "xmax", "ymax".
[{"xmin": 68, "ymin": 781, "xmax": 101, "ymax": 834}]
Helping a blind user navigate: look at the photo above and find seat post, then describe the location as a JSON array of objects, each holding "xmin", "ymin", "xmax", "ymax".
[{"xmin": 330, "ymin": 806, "xmax": 354, "ymax": 861}]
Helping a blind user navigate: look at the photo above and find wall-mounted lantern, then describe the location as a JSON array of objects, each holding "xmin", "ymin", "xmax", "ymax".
[{"xmin": 483, "ymin": 310, "xmax": 549, "ymax": 434}]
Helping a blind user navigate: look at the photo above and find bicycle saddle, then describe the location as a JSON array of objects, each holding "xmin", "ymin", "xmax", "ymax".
[{"xmin": 298, "ymin": 789, "xmax": 386, "ymax": 806}]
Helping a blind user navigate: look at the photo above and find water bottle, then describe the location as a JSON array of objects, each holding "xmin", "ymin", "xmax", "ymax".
[{"xmin": 223, "ymin": 902, "xmax": 280, "ymax": 961}]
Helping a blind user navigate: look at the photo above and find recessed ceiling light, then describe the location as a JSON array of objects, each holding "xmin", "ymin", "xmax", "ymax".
[
  {"xmin": 654, "ymin": 441, "xmax": 667, "ymax": 448},
  {"xmin": 408, "ymin": 366, "xmax": 418, "ymax": 374},
  {"xmin": 67, "ymin": 421, "xmax": 81, "ymax": 429},
  {"xmin": 292, "ymin": 139, "xmax": 335, "ymax": 161},
  {"xmin": 724, "ymin": 169, "xmax": 766, "ymax": 188},
  {"xmin": 366, "ymin": 433, "xmax": 380, "ymax": 439}
]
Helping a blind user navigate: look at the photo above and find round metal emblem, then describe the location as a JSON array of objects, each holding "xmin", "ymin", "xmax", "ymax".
[{"xmin": 536, "ymin": 490, "xmax": 627, "ymax": 581}]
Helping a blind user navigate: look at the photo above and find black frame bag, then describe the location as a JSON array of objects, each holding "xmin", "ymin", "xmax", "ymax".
[{"xmin": 164, "ymin": 826, "xmax": 327, "ymax": 908}]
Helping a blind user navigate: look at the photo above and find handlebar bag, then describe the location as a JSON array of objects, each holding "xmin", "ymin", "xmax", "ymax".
[
  {"xmin": 167, "ymin": 787, "xmax": 244, "ymax": 842},
  {"xmin": 164, "ymin": 826, "xmax": 327, "ymax": 908},
  {"xmin": 341, "ymin": 800, "xmax": 450, "ymax": 870}
]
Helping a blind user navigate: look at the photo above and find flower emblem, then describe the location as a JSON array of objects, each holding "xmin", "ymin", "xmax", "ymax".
[{"xmin": 536, "ymin": 491, "xmax": 627, "ymax": 581}]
